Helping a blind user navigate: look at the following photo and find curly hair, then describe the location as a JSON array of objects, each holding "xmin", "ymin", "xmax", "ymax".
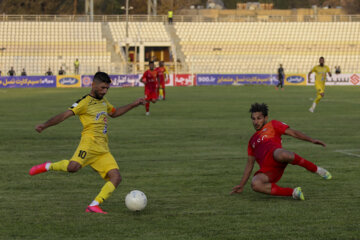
[{"xmin": 249, "ymin": 102, "xmax": 269, "ymax": 117}]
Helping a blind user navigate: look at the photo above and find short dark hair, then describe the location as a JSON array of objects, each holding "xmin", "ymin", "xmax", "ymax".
[
  {"xmin": 149, "ymin": 61, "xmax": 154, "ymax": 65},
  {"xmin": 249, "ymin": 103, "xmax": 268, "ymax": 117},
  {"xmin": 320, "ymin": 56, "xmax": 324, "ymax": 60},
  {"xmin": 93, "ymin": 72, "xmax": 111, "ymax": 84}
]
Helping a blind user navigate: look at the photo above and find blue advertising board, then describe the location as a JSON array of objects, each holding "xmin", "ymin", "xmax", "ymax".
[
  {"xmin": 284, "ymin": 74, "xmax": 306, "ymax": 86},
  {"xmin": 196, "ymin": 74, "xmax": 277, "ymax": 86},
  {"xmin": 0, "ymin": 76, "xmax": 56, "ymax": 88},
  {"xmin": 81, "ymin": 75, "xmax": 141, "ymax": 87}
]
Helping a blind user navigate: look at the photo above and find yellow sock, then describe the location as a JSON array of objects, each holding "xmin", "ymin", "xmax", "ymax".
[
  {"xmin": 159, "ymin": 88, "xmax": 163, "ymax": 98},
  {"xmin": 94, "ymin": 181, "xmax": 116, "ymax": 204},
  {"xmin": 50, "ymin": 160, "xmax": 69, "ymax": 172},
  {"xmin": 315, "ymin": 94, "xmax": 322, "ymax": 104}
]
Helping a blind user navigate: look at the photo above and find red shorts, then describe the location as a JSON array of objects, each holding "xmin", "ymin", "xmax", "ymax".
[
  {"xmin": 145, "ymin": 89, "xmax": 158, "ymax": 101},
  {"xmin": 160, "ymin": 81, "xmax": 165, "ymax": 89},
  {"xmin": 254, "ymin": 149, "xmax": 287, "ymax": 183}
]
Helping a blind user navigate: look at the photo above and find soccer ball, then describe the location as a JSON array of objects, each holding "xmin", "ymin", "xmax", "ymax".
[{"xmin": 125, "ymin": 190, "xmax": 147, "ymax": 211}]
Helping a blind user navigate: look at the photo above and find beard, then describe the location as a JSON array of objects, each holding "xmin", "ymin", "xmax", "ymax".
[
  {"xmin": 254, "ymin": 122, "xmax": 265, "ymax": 131},
  {"xmin": 93, "ymin": 91, "xmax": 104, "ymax": 100}
]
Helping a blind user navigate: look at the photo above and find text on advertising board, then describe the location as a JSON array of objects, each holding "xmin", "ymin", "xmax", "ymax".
[{"xmin": 0, "ymin": 76, "xmax": 56, "ymax": 88}]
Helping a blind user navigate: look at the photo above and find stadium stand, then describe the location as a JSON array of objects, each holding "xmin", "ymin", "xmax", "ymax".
[
  {"xmin": 0, "ymin": 22, "xmax": 111, "ymax": 74},
  {"xmin": 174, "ymin": 22, "xmax": 360, "ymax": 73},
  {"xmin": 108, "ymin": 21, "xmax": 172, "ymax": 72},
  {"xmin": 0, "ymin": 17, "xmax": 359, "ymax": 75},
  {"xmin": 109, "ymin": 22, "xmax": 171, "ymax": 43}
]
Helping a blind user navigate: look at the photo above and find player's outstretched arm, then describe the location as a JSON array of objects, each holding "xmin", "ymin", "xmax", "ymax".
[
  {"xmin": 35, "ymin": 110, "xmax": 74, "ymax": 133},
  {"xmin": 308, "ymin": 71, "xmax": 312, "ymax": 81},
  {"xmin": 109, "ymin": 98, "xmax": 146, "ymax": 118},
  {"xmin": 284, "ymin": 128, "xmax": 326, "ymax": 147},
  {"xmin": 230, "ymin": 156, "xmax": 256, "ymax": 195}
]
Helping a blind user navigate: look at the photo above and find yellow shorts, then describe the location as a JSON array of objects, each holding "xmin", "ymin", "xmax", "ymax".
[
  {"xmin": 315, "ymin": 83, "xmax": 325, "ymax": 94},
  {"xmin": 71, "ymin": 136, "xmax": 119, "ymax": 180}
]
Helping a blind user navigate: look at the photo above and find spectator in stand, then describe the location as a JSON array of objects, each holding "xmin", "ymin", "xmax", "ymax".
[
  {"xmin": 46, "ymin": 67, "xmax": 53, "ymax": 76},
  {"xmin": 8, "ymin": 66, "xmax": 15, "ymax": 76},
  {"xmin": 21, "ymin": 68, "xmax": 27, "ymax": 76},
  {"xmin": 335, "ymin": 66, "xmax": 341, "ymax": 74},
  {"xmin": 58, "ymin": 67, "xmax": 66, "ymax": 75},
  {"xmin": 74, "ymin": 59, "xmax": 80, "ymax": 74},
  {"xmin": 168, "ymin": 10, "xmax": 173, "ymax": 24},
  {"xmin": 0, "ymin": 69, "xmax": 2, "ymax": 76}
]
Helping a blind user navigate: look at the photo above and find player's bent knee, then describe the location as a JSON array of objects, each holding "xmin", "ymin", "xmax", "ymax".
[
  {"xmin": 251, "ymin": 179, "xmax": 264, "ymax": 193},
  {"xmin": 107, "ymin": 169, "xmax": 122, "ymax": 187},
  {"xmin": 251, "ymin": 173, "xmax": 270, "ymax": 193},
  {"xmin": 67, "ymin": 161, "xmax": 81, "ymax": 173},
  {"xmin": 274, "ymin": 149, "xmax": 293, "ymax": 162}
]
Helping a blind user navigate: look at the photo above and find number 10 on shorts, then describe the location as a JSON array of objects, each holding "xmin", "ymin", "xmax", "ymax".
[{"xmin": 78, "ymin": 150, "xmax": 87, "ymax": 159}]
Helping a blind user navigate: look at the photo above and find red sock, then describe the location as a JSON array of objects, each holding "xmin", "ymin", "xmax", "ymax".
[
  {"xmin": 145, "ymin": 102, "xmax": 150, "ymax": 112},
  {"xmin": 163, "ymin": 89, "xmax": 165, "ymax": 100},
  {"xmin": 291, "ymin": 153, "xmax": 317, "ymax": 173},
  {"xmin": 271, "ymin": 183, "xmax": 293, "ymax": 196}
]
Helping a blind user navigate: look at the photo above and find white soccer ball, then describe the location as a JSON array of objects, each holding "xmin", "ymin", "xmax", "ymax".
[{"xmin": 125, "ymin": 190, "xmax": 147, "ymax": 211}]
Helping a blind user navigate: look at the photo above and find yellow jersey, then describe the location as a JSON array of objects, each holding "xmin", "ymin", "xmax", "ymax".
[
  {"xmin": 310, "ymin": 65, "xmax": 330, "ymax": 88},
  {"xmin": 69, "ymin": 95, "xmax": 116, "ymax": 140}
]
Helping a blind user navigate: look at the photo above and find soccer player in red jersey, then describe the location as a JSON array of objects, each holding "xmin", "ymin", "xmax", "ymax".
[
  {"xmin": 231, "ymin": 103, "xmax": 332, "ymax": 200},
  {"xmin": 140, "ymin": 61, "xmax": 158, "ymax": 115},
  {"xmin": 155, "ymin": 61, "xmax": 168, "ymax": 100}
]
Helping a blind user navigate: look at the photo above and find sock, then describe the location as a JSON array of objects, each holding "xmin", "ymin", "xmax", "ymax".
[
  {"xmin": 291, "ymin": 153, "xmax": 317, "ymax": 172},
  {"xmin": 270, "ymin": 183, "xmax": 293, "ymax": 196},
  {"xmin": 146, "ymin": 102, "xmax": 150, "ymax": 112},
  {"xmin": 311, "ymin": 102, "xmax": 317, "ymax": 109},
  {"xmin": 314, "ymin": 94, "xmax": 322, "ymax": 104},
  {"xmin": 159, "ymin": 89, "xmax": 163, "ymax": 98},
  {"xmin": 94, "ymin": 181, "xmax": 116, "ymax": 205},
  {"xmin": 163, "ymin": 89, "xmax": 165, "ymax": 99},
  {"xmin": 50, "ymin": 160, "xmax": 69, "ymax": 172},
  {"xmin": 45, "ymin": 162, "xmax": 51, "ymax": 171},
  {"xmin": 89, "ymin": 200, "xmax": 99, "ymax": 207}
]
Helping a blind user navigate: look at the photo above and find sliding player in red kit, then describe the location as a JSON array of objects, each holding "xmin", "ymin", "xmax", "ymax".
[
  {"xmin": 155, "ymin": 61, "xmax": 168, "ymax": 100},
  {"xmin": 140, "ymin": 61, "xmax": 158, "ymax": 115},
  {"xmin": 231, "ymin": 103, "xmax": 332, "ymax": 200}
]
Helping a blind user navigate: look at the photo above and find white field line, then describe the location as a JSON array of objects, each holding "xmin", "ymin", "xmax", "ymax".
[{"xmin": 334, "ymin": 149, "xmax": 360, "ymax": 158}]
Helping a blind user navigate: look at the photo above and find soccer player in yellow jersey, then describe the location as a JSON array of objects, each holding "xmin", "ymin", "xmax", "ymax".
[
  {"xmin": 308, "ymin": 57, "xmax": 332, "ymax": 113},
  {"xmin": 29, "ymin": 72, "xmax": 145, "ymax": 214}
]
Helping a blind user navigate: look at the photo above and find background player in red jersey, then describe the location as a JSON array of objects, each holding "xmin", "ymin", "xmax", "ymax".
[
  {"xmin": 155, "ymin": 61, "xmax": 168, "ymax": 100},
  {"xmin": 231, "ymin": 103, "xmax": 332, "ymax": 200},
  {"xmin": 140, "ymin": 61, "xmax": 158, "ymax": 115}
]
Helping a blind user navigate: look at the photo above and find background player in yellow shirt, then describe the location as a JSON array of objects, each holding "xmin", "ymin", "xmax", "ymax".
[
  {"xmin": 308, "ymin": 57, "xmax": 332, "ymax": 113},
  {"xmin": 29, "ymin": 72, "xmax": 145, "ymax": 214}
]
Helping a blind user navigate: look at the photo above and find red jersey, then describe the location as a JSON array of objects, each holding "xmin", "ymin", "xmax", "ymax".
[
  {"xmin": 142, "ymin": 69, "xmax": 158, "ymax": 92},
  {"xmin": 248, "ymin": 120, "xmax": 289, "ymax": 167},
  {"xmin": 155, "ymin": 66, "xmax": 167, "ymax": 84}
]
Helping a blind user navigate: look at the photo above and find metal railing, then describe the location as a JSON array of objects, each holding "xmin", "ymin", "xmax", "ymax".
[{"xmin": 1, "ymin": 14, "xmax": 360, "ymax": 22}]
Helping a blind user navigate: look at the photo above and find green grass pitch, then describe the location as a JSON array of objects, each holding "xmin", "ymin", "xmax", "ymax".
[{"xmin": 0, "ymin": 86, "xmax": 359, "ymax": 239}]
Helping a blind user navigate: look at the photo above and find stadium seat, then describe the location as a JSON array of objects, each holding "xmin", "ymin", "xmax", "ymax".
[
  {"xmin": 0, "ymin": 22, "xmax": 111, "ymax": 75},
  {"xmin": 174, "ymin": 21, "xmax": 360, "ymax": 73}
]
